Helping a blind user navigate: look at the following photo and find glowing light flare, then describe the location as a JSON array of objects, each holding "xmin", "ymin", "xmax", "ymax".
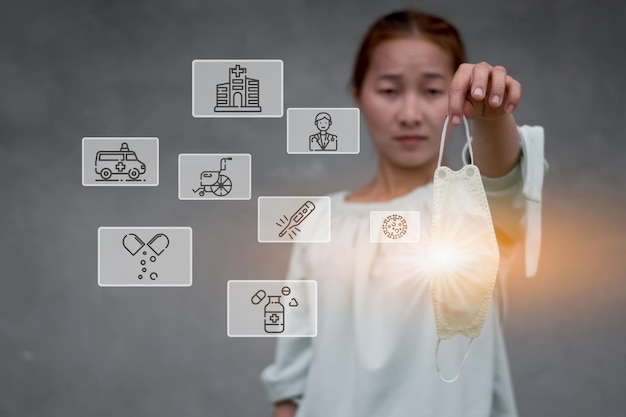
[
  {"xmin": 426, "ymin": 209, "xmax": 499, "ymax": 282},
  {"xmin": 425, "ymin": 242, "xmax": 471, "ymax": 277}
]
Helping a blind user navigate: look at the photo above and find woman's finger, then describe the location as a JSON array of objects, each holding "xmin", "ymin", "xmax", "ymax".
[
  {"xmin": 448, "ymin": 63, "xmax": 473, "ymax": 125},
  {"xmin": 469, "ymin": 62, "xmax": 492, "ymax": 102},
  {"xmin": 504, "ymin": 76, "xmax": 522, "ymax": 113},
  {"xmin": 487, "ymin": 66, "xmax": 507, "ymax": 108}
]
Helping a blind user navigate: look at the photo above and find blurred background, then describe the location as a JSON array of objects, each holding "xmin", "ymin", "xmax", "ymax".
[{"xmin": 1, "ymin": 0, "xmax": 625, "ymax": 416}]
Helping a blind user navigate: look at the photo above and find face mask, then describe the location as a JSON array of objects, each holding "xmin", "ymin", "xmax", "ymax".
[{"xmin": 428, "ymin": 116, "xmax": 500, "ymax": 383}]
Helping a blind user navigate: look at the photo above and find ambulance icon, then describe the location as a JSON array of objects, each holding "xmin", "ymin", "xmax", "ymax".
[{"xmin": 95, "ymin": 142, "xmax": 147, "ymax": 181}]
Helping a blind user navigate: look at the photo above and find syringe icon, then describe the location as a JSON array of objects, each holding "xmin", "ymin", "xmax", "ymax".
[{"xmin": 277, "ymin": 201, "xmax": 316, "ymax": 239}]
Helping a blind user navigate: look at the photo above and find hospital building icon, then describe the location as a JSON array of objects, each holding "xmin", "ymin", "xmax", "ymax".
[{"xmin": 214, "ymin": 65, "xmax": 262, "ymax": 112}]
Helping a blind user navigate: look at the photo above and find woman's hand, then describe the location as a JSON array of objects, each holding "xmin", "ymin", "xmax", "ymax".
[
  {"xmin": 448, "ymin": 62, "xmax": 522, "ymax": 126},
  {"xmin": 273, "ymin": 400, "xmax": 297, "ymax": 417}
]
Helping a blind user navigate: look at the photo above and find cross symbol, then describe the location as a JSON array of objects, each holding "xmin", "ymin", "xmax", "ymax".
[
  {"xmin": 231, "ymin": 65, "xmax": 245, "ymax": 77},
  {"xmin": 269, "ymin": 313, "xmax": 280, "ymax": 324},
  {"xmin": 116, "ymin": 162, "xmax": 126, "ymax": 172}
]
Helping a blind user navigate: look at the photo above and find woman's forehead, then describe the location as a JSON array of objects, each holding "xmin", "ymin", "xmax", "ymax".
[{"xmin": 367, "ymin": 37, "xmax": 454, "ymax": 79}]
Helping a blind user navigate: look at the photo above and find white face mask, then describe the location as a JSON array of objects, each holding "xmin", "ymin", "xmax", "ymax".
[{"xmin": 428, "ymin": 116, "xmax": 500, "ymax": 383}]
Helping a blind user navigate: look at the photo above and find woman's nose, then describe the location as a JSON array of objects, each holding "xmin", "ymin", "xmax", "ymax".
[{"xmin": 398, "ymin": 94, "xmax": 424, "ymax": 125}]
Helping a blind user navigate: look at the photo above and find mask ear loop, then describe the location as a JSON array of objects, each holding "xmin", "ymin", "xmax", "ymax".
[
  {"xmin": 434, "ymin": 115, "xmax": 475, "ymax": 384},
  {"xmin": 435, "ymin": 338, "xmax": 474, "ymax": 383},
  {"xmin": 436, "ymin": 115, "xmax": 473, "ymax": 169}
]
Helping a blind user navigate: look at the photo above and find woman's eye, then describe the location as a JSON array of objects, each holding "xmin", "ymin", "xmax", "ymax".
[
  {"xmin": 379, "ymin": 88, "xmax": 398, "ymax": 96},
  {"xmin": 426, "ymin": 89, "xmax": 443, "ymax": 96}
]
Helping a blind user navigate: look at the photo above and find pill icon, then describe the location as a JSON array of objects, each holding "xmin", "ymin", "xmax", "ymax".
[
  {"xmin": 147, "ymin": 233, "xmax": 169, "ymax": 256},
  {"xmin": 251, "ymin": 290, "xmax": 267, "ymax": 305},
  {"xmin": 123, "ymin": 233, "xmax": 145, "ymax": 256}
]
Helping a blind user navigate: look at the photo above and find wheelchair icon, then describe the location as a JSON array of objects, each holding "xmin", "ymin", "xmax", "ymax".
[{"xmin": 192, "ymin": 157, "xmax": 233, "ymax": 197}]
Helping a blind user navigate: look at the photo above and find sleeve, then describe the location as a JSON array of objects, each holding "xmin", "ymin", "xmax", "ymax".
[
  {"xmin": 260, "ymin": 243, "xmax": 313, "ymax": 404},
  {"xmin": 462, "ymin": 125, "xmax": 547, "ymax": 278}
]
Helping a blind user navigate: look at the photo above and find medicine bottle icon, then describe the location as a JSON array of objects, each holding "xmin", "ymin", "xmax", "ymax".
[{"xmin": 264, "ymin": 295, "xmax": 285, "ymax": 333}]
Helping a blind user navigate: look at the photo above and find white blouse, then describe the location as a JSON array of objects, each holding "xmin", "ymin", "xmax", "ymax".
[{"xmin": 261, "ymin": 126, "xmax": 545, "ymax": 417}]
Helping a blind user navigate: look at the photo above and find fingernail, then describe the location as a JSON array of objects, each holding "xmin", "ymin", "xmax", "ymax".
[
  {"xmin": 506, "ymin": 104, "xmax": 515, "ymax": 113},
  {"xmin": 473, "ymin": 87, "xmax": 484, "ymax": 97},
  {"xmin": 491, "ymin": 95, "xmax": 501, "ymax": 105},
  {"xmin": 451, "ymin": 115, "xmax": 461, "ymax": 125}
]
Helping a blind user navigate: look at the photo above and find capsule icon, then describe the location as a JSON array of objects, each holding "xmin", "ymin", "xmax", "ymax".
[
  {"xmin": 147, "ymin": 233, "xmax": 169, "ymax": 256},
  {"xmin": 251, "ymin": 289, "xmax": 266, "ymax": 305}
]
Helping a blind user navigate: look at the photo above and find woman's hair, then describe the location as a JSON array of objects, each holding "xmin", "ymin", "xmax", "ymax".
[{"xmin": 351, "ymin": 10, "xmax": 467, "ymax": 95}]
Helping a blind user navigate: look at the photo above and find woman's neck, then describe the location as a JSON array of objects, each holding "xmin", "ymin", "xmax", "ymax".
[{"xmin": 347, "ymin": 160, "xmax": 436, "ymax": 203}]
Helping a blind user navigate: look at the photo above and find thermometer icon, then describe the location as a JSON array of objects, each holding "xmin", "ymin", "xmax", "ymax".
[{"xmin": 278, "ymin": 201, "xmax": 316, "ymax": 239}]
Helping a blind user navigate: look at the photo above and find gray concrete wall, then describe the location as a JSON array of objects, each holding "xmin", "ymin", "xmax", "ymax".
[{"xmin": 1, "ymin": 0, "xmax": 625, "ymax": 416}]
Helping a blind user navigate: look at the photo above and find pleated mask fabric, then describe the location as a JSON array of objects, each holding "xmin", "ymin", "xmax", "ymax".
[{"xmin": 428, "ymin": 116, "xmax": 500, "ymax": 382}]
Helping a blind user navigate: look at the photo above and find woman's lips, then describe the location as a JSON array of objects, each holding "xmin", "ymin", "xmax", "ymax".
[{"xmin": 395, "ymin": 135, "xmax": 427, "ymax": 145}]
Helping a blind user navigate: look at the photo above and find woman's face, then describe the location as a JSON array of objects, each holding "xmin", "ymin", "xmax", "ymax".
[{"xmin": 355, "ymin": 37, "xmax": 454, "ymax": 171}]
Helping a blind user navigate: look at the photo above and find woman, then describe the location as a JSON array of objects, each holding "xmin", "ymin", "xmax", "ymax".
[{"xmin": 262, "ymin": 9, "xmax": 544, "ymax": 417}]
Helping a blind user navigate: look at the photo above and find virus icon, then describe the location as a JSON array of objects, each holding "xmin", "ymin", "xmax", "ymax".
[{"xmin": 382, "ymin": 214, "xmax": 408, "ymax": 240}]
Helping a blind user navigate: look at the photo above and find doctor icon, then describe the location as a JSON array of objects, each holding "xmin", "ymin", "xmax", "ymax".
[{"xmin": 309, "ymin": 112, "xmax": 338, "ymax": 151}]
